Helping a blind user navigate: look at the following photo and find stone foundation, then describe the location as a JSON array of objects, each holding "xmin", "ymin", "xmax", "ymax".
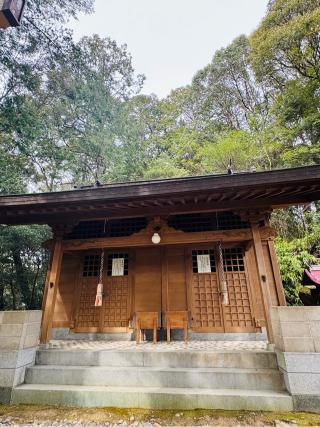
[
  {"xmin": 51, "ymin": 327, "xmax": 267, "ymax": 342},
  {"xmin": 0, "ymin": 311, "xmax": 41, "ymax": 403},
  {"xmin": 271, "ymin": 306, "xmax": 320, "ymax": 413}
]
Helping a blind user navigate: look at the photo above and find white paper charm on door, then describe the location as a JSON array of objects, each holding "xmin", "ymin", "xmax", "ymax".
[
  {"xmin": 112, "ymin": 258, "xmax": 124, "ymax": 276},
  {"xmin": 197, "ymin": 254, "xmax": 211, "ymax": 273}
]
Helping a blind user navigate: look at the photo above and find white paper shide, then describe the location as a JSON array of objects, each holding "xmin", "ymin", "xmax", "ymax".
[
  {"xmin": 111, "ymin": 258, "xmax": 125, "ymax": 276},
  {"xmin": 197, "ymin": 254, "xmax": 211, "ymax": 273}
]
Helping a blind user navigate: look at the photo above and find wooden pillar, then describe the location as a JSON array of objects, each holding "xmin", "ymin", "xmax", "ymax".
[
  {"xmin": 250, "ymin": 221, "xmax": 274, "ymax": 343},
  {"xmin": 41, "ymin": 243, "xmax": 54, "ymax": 314},
  {"xmin": 161, "ymin": 246, "xmax": 168, "ymax": 314},
  {"xmin": 40, "ymin": 237, "xmax": 63, "ymax": 344},
  {"xmin": 267, "ymin": 239, "xmax": 287, "ymax": 306}
]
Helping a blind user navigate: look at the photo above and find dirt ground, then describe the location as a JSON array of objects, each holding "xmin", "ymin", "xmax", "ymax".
[{"xmin": 0, "ymin": 405, "xmax": 320, "ymax": 426}]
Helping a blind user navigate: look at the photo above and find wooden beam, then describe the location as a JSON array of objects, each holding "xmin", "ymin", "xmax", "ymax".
[
  {"xmin": 2, "ymin": 188, "xmax": 320, "ymax": 226},
  {"xmin": 62, "ymin": 229, "xmax": 253, "ymax": 251},
  {"xmin": 251, "ymin": 223, "xmax": 274, "ymax": 343},
  {"xmin": 259, "ymin": 186, "xmax": 292, "ymax": 199},
  {"xmin": 231, "ymin": 190, "xmax": 253, "ymax": 201},
  {"xmin": 1, "ymin": 166, "xmax": 320, "ymax": 211},
  {"xmin": 40, "ymin": 238, "xmax": 63, "ymax": 344}
]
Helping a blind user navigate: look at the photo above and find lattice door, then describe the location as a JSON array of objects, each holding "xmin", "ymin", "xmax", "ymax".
[
  {"xmin": 75, "ymin": 252, "xmax": 131, "ymax": 332},
  {"xmin": 221, "ymin": 247, "xmax": 255, "ymax": 332},
  {"xmin": 101, "ymin": 252, "xmax": 131, "ymax": 331},
  {"xmin": 190, "ymin": 249, "xmax": 224, "ymax": 332},
  {"xmin": 75, "ymin": 254, "xmax": 102, "ymax": 332},
  {"xmin": 101, "ymin": 276, "xmax": 130, "ymax": 330}
]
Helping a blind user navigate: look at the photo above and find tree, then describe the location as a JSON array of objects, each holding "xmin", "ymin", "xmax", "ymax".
[
  {"xmin": 42, "ymin": 35, "xmax": 144, "ymax": 186},
  {"xmin": 0, "ymin": 225, "xmax": 51, "ymax": 310},
  {"xmin": 191, "ymin": 35, "xmax": 268, "ymax": 130},
  {"xmin": 0, "ymin": 0, "xmax": 95, "ymax": 309},
  {"xmin": 271, "ymin": 79, "xmax": 320, "ymax": 165},
  {"xmin": 198, "ymin": 130, "xmax": 266, "ymax": 174},
  {"xmin": 1, "ymin": 0, "xmax": 320, "ymax": 309},
  {"xmin": 0, "ymin": 0, "xmax": 95, "ymax": 105},
  {"xmin": 250, "ymin": 0, "xmax": 320, "ymax": 85}
]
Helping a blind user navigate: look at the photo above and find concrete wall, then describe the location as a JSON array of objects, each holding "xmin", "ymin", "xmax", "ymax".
[
  {"xmin": 0, "ymin": 310, "xmax": 41, "ymax": 404},
  {"xmin": 271, "ymin": 306, "xmax": 320, "ymax": 352},
  {"xmin": 271, "ymin": 306, "xmax": 320, "ymax": 413}
]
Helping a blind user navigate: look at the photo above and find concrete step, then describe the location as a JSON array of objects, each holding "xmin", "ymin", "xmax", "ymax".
[
  {"xmin": 25, "ymin": 365, "xmax": 285, "ymax": 391},
  {"xmin": 12, "ymin": 384, "xmax": 293, "ymax": 411},
  {"xmin": 36, "ymin": 350, "xmax": 278, "ymax": 369},
  {"xmin": 52, "ymin": 329, "xmax": 133, "ymax": 341}
]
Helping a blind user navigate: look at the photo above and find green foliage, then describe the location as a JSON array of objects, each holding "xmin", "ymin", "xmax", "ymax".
[
  {"xmin": 198, "ymin": 130, "xmax": 282, "ymax": 173},
  {"xmin": 273, "ymin": 206, "xmax": 320, "ymax": 304},
  {"xmin": 0, "ymin": 225, "xmax": 51, "ymax": 310},
  {"xmin": 1, "ymin": 0, "xmax": 320, "ymax": 308},
  {"xmin": 250, "ymin": 0, "xmax": 320, "ymax": 84},
  {"xmin": 191, "ymin": 35, "xmax": 267, "ymax": 130},
  {"xmin": 275, "ymin": 237, "xmax": 316, "ymax": 305}
]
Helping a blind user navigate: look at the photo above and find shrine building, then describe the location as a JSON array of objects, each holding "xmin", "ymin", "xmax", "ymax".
[{"xmin": 1, "ymin": 165, "xmax": 320, "ymax": 344}]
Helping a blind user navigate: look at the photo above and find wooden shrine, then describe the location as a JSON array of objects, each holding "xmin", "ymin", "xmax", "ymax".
[{"xmin": 1, "ymin": 165, "xmax": 320, "ymax": 344}]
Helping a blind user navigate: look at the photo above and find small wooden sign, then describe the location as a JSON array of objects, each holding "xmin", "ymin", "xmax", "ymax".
[
  {"xmin": 112, "ymin": 258, "xmax": 125, "ymax": 276},
  {"xmin": 197, "ymin": 254, "xmax": 211, "ymax": 273},
  {"xmin": 0, "ymin": 0, "xmax": 26, "ymax": 29}
]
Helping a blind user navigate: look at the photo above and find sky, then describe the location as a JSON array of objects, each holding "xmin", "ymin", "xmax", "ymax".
[{"xmin": 70, "ymin": 0, "xmax": 269, "ymax": 99}]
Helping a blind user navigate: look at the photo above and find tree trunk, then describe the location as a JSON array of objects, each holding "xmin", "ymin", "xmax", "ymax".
[
  {"xmin": 10, "ymin": 278, "xmax": 17, "ymax": 310},
  {"xmin": 0, "ymin": 282, "xmax": 4, "ymax": 310},
  {"xmin": 29, "ymin": 262, "xmax": 40, "ymax": 309},
  {"xmin": 12, "ymin": 248, "xmax": 31, "ymax": 309}
]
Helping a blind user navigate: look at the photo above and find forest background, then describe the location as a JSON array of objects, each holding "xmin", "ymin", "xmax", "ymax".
[{"xmin": 0, "ymin": 0, "xmax": 319, "ymax": 310}]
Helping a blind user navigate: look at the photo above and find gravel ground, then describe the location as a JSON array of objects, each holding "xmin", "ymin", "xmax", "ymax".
[
  {"xmin": 0, "ymin": 422, "xmax": 303, "ymax": 427},
  {"xmin": 1, "ymin": 406, "xmax": 319, "ymax": 427}
]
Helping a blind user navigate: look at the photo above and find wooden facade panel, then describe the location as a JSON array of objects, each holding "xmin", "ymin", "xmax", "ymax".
[
  {"xmin": 223, "ymin": 270, "xmax": 255, "ymax": 332},
  {"xmin": 134, "ymin": 247, "xmax": 162, "ymax": 312},
  {"xmin": 245, "ymin": 244, "xmax": 265, "ymax": 326},
  {"xmin": 50, "ymin": 233, "xmax": 280, "ymax": 335},
  {"xmin": 262, "ymin": 242, "xmax": 280, "ymax": 306},
  {"xmin": 75, "ymin": 277, "xmax": 101, "ymax": 331},
  {"xmin": 167, "ymin": 246, "xmax": 187, "ymax": 311},
  {"xmin": 52, "ymin": 253, "xmax": 79, "ymax": 328},
  {"xmin": 222, "ymin": 248, "xmax": 255, "ymax": 332},
  {"xmin": 102, "ymin": 275, "xmax": 131, "ymax": 329},
  {"xmin": 191, "ymin": 272, "xmax": 224, "ymax": 331}
]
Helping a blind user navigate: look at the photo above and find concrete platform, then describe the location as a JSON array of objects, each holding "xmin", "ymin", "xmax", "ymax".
[
  {"xmin": 25, "ymin": 365, "xmax": 285, "ymax": 390},
  {"xmin": 51, "ymin": 328, "xmax": 267, "ymax": 342},
  {"xmin": 12, "ymin": 340, "xmax": 293, "ymax": 410},
  {"xmin": 36, "ymin": 348, "xmax": 277, "ymax": 369},
  {"xmin": 46, "ymin": 339, "xmax": 269, "ymax": 352},
  {"xmin": 12, "ymin": 384, "xmax": 293, "ymax": 411}
]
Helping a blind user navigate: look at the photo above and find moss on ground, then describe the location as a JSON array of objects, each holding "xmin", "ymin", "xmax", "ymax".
[{"xmin": 0, "ymin": 405, "xmax": 320, "ymax": 425}]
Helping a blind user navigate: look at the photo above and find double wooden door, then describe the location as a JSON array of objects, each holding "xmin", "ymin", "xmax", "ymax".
[
  {"xmin": 74, "ymin": 251, "xmax": 132, "ymax": 332},
  {"xmin": 189, "ymin": 246, "xmax": 256, "ymax": 333},
  {"xmin": 74, "ymin": 245, "xmax": 255, "ymax": 334}
]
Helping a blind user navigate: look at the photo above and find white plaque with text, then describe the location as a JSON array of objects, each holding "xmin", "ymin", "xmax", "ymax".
[
  {"xmin": 112, "ymin": 258, "xmax": 124, "ymax": 276},
  {"xmin": 197, "ymin": 254, "xmax": 211, "ymax": 273}
]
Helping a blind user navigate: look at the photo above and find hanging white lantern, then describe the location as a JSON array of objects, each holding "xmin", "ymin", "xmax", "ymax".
[
  {"xmin": 0, "ymin": 0, "xmax": 26, "ymax": 29},
  {"xmin": 151, "ymin": 232, "xmax": 161, "ymax": 245}
]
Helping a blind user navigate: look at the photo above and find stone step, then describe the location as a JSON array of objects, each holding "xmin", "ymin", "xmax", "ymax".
[
  {"xmin": 25, "ymin": 365, "xmax": 285, "ymax": 391},
  {"xmin": 12, "ymin": 384, "xmax": 293, "ymax": 411},
  {"xmin": 36, "ymin": 350, "xmax": 278, "ymax": 369}
]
